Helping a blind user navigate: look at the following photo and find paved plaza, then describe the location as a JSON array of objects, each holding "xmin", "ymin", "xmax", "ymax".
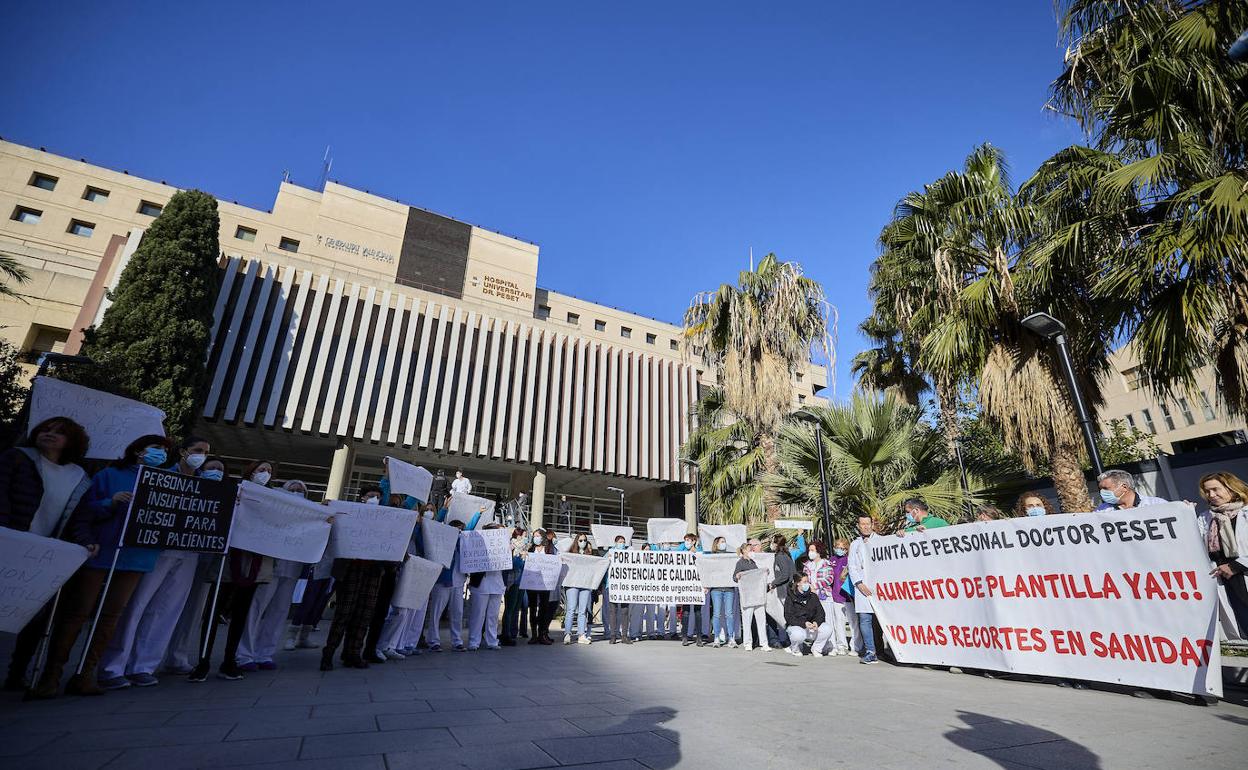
[{"xmin": 1, "ymin": 627, "xmax": 1245, "ymax": 770}]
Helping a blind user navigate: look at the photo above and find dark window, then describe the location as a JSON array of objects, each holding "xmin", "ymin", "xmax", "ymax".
[
  {"xmin": 29, "ymin": 172, "xmax": 58, "ymax": 191},
  {"xmin": 645, "ymin": 333, "xmax": 656, "ymax": 345},
  {"xmin": 67, "ymin": 219, "xmax": 95, "ymax": 237},
  {"xmin": 536, "ymin": 304, "xmax": 551, "ymax": 320},
  {"xmin": 11, "ymin": 206, "xmax": 42, "ymax": 224},
  {"xmin": 138, "ymin": 200, "xmax": 163, "ymax": 217},
  {"xmin": 594, "ymin": 320, "xmax": 606, "ymax": 332},
  {"xmin": 621, "ymin": 327, "xmax": 631, "ymax": 339},
  {"xmin": 235, "ymin": 225, "xmax": 257, "ymax": 242},
  {"xmin": 670, "ymin": 340, "xmax": 678, "ymax": 351},
  {"xmin": 278, "ymin": 236, "xmax": 300, "ymax": 252},
  {"xmin": 83, "ymin": 186, "xmax": 109, "ymax": 202},
  {"xmin": 567, "ymin": 312, "xmax": 579, "ymax": 325}
]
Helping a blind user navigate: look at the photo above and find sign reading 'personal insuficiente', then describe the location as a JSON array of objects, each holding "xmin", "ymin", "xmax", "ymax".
[{"xmin": 123, "ymin": 467, "xmax": 236, "ymax": 552}]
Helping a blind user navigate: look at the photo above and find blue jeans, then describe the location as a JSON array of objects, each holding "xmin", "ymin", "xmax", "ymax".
[
  {"xmin": 710, "ymin": 589, "xmax": 737, "ymax": 639},
  {"xmin": 564, "ymin": 588, "xmax": 592, "ymax": 638},
  {"xmin": 857, "ymin": 611, "xmax": 876, "ymax": 658}
]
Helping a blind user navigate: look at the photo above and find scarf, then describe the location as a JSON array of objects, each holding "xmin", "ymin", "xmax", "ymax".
[{"xmin": 1207, "ymin": 501, "xmax": 1244, "ymax": 558}]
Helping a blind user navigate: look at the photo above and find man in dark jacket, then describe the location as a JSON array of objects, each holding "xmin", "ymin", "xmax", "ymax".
[{"xmin": 783, "ymin": 574, "xmax": 834, "ymax": 656}]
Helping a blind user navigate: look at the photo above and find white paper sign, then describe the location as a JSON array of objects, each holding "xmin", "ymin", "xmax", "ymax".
[
  {"xmin": 737, "ymin": 568, "xmax": 769, "ymax": 608},
  {"xmin": 519, "ymin": 553, "xmax": 563, "ymax": 591},
  {"xmin": 0, "ymin": 528, "xmax": 89, "ymax": 633},
  {"xmin": 458, "ymin": 528, "xmax": 513, "ymax": 573},
  {"xmin": 695, "ymin": 553, "xmax": 738, "ymax": 589},
  {"xmin": 561, "ymin": 553, "xmax": 610, "ymax": 589},
  {"xmin": 591, "ymin": 524, "xmax": 633, "ymax": 549},
  {"xmin": 392, "ymin": 555, "xmax": 443, "ymax": 610},
  {"xmin": 231, "ymin": 481, "xmax": 332, "ymax": 563},
  {"xmin": 607, "ymin": 549, "xmax": 704, "ymax": 604},
  {"xmin": 555, "ymin": 537, "xmax": 573, "ymax": 553},
  {"xmin": 386, "ymin": 457, "xmax": 433, "ymax": 503},
  {"xmin": 646, "ymin": 517, "xmax": 688, "ymax": 544},
  {"xmin": 447, "ymin": 492, "xmax": 495, "ymax": 530},
  {"xmin": 31, "ymin": 377, "xmax": 166, "ymax": 460},
  {"xmin": 698, "ymin": 524, "xmax": 747, "ymax": 552},
  {"xmin": 326, "ymin": 501, "xmax": 418, "ymax": 561},
  {"xmin": 865, "ymin": 504, "xmax": 1222, "ymax": 697},
  {"xmin": 775, "ymin": 519, "xmax": 814, "ymax": 530},
  {"xmin": 421, "ymin": 517, "xmax": 459, "ymax": 569}
]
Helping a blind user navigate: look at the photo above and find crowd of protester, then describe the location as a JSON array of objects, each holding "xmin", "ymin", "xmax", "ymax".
[{"xmin": 2, "ymin": 415, "xmax": 1245, "ymax": 701}]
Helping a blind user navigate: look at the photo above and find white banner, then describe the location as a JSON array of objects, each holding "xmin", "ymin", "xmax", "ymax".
[
  {"xmin": 776, "ymin": 519, "xmax": 814, "ymax": 530},
  {"xmin": 326, "ymin": 502, "xmax": 418, "ymax": 561},
  {"xmin": 698, "ymin": 524, "xmax": 747, "ymax": 553},
  {"xmin": 737, "ymin": 568, "xmax": 768, "ymax": 608},
  {"xmin": 447, "ymin": 492, "xmax": 495, "ymax": 530},
  {"xmin": 561, "ymin": 553, "xmax": 609, "ymax": 590},
  {"xmin": 0, "ymin": 528, "xmax": 89, "ymax": 633},
  {"xmin": 607, "ymin": 549, "xmax": 704, "ymax": 605},
  {"xmin": 31, "ymin": 377, "xmax": 166, "ymax": 460},
  {"xmin": 458, "ymin": 528, "xmax": 513, "ymax": 573},
  {"xmin": 864, "ymin": 503, "xmax": 1221, "ymax": 697},
  {"xmin": 591, "ymin": 524, "xmax": 633, "ymax": 549},
  {"xmin": 386, "ymin": 457, "xmax": 433, "ymax": 503},
  {"xmin": 519, "ymin": 553, "xmax": 564, "ymax": 591},
  {"xmin": 695, "ymin": 553, "xmax": 738, "ymax": 589},
  {"xmin": 392, "ymin": 555, "xmax": 443, "ymax": 610},
  {"xmin": 647, "ymin": 517, "xmax": 688, "ymax": 544},
  {"xmin": 231, "ymin": 481, "xmax": 332, "ymax": 563},
  {"xmin": 421, "ymin": 517, "xmax": 459, "ymax": 569}
]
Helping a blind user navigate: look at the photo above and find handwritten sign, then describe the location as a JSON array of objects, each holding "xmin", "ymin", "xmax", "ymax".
[
  {"xmin": 0, "ymin": 528, "xmax": 90, "ymax": 633},
  {"xmin": 458, "ymin": 527, "xmax": 512, "ymax": 573},
  {"xmin": 646, "ymin": 517, "xmax": 688, "ymax": 544},
  {"xmin": 30, "ymin": 377, "xmax": 166, "ymax": 460},
  {"xmin": 560, "ymin": 553, "xmax": 609, "ymax": 590},
  {"xmin": 231, "ymin": 481, "xmax": 332, "ymax": 562},
  {"xmin": 123, "ymin": 466, "xmax": 235, "ymax": 552},
  {"xmin": 386, "ymin": 457, "xmax": 433, "ymax": 503},
  {"xmin": 519, "ymin": 553, "xmax": 563, "ymax": 591},
  {"xmin": 327, "ymin": 502, "xmax": 418, "ymax": 561},
  {"xmin": 447, "ymin": 492, "xmax": 495, "ymax": 530},
  {"xmin": 391, "ymin": 555, "xmax": 443, "ymax": 610}
]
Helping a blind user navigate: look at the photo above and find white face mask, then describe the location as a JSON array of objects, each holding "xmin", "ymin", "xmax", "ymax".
[
  {"xmin": 185, "ymin": 452, "xmax": 207, "ymax": 470},
  {"xmin": 365, "ymin": 496, "xmax": 380, "ymax": 505},
  {"xmin": 252, "ymin": 470, "xmax": 271, "ymax": 485}
]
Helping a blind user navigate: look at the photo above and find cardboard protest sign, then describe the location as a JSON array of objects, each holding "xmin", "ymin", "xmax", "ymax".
[
  {"xmin": 698, "ymin": 524, "xmax": 747, "ymax": 553},
  {"xmin": 31, "ymin": 377, "xmax": 166, "ymax": 460},
  {"xmin": 386, "ymin": 456, "xmax": 433, "ymax": 503},
  {"xmin": 607, "ymin": 549, "xmax": 704, "ymax": 605},
  {"xmin": 695, "ymin": 553, "xmax": 738, "ymax": 588},
  {"xmin": 0, "ymin": 528, "xmax": 89, "ymax": 633},
  {"xmin": 519, "ymin": 553, "xmax": 563, "ymax": 591},
  {"xmin": 231, "ymin": 481, "xmax": 332, "ymax": 562},
  {"xmin": 737, "ymin": 568, "xmax": 769, "ymax": 608},
  {"xmin": 561, "ymin": 553, "xmax": 609, "ymax": 590},
  {"xmin": 446, "ymin": 492, "xmax": 495, "ymax": 530},
  {"xmin": 646, "ymin": 517, "xmax": 688, "ymax": 544},
  {"xmin": 392, "ymin": 554, "xmax": 443, "ymax": 610},
  {"xmin": 865, "ymin": 503, "xmax": 1222, "ymax": 697},
  {"xmin": 420, "ymin": 517, "xmax": 459, "ymax": 568},
  {"xmin": 326, "ymin": 501, "xmax": 418, "ymax": 561},
  {"xmin": 556, "ymin": 536, "xmax": 573, "ymax": 553},
  {"xmin": 458, "ymin": 527, "xmax": 512, "ymax": 572},
  {"xmin": 122, "ymin": 466, "xmax": 235, "ymax": 552},
  {"xmin": 591, "ymin": 524, "xmax": 633, "ymax": 549}
]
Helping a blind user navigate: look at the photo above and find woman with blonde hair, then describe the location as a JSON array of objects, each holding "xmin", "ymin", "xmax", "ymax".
[
  {"xmin": 1199, "ymin": 471, "xmax": 1248, "ymax": 635},
  {"xmin": 732, "ymin": 542, "xmax": 769, "ymax": 652}
]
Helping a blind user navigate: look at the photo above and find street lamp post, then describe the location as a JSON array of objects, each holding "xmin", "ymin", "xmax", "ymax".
[
  {"xmin": 794, "ymin": 409, "xmax": 833, "ymax": 540},
  {"xmin": 1020, "ymin": 311, "xmax": 1104, "ymax": 476},
  {"xmin": 679, "ymin": 458, "xmax": 700, "ymax": 526},
  {"xmin": 606, "ymin": 486, "xmax": 625, "ymax": 527}
]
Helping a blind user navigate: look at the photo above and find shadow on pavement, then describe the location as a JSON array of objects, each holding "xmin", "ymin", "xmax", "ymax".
[{"xmin": 944, "ymin": 710, "xmax": 1101, "ymax": 769}]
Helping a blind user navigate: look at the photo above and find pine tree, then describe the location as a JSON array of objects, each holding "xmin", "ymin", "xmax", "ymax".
[{"xmin": 77, "ymin": 189, "xmax": 222, "ymax": 437}]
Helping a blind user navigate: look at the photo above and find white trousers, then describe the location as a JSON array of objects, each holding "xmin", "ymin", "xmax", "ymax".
[
  {"xmin": 237, "ymin": 577, "xmax": 298, "ymax": 664},
  {"xmin": 467, "ymin": 591, "xmax": 502, "ymax": 648},
  {"xmin": 101, "ymin": 550, "xmax": 199, "ymax": 678},
  {"xmin": 425, "ymin": 583, "xmax": 465, "ymax": 647},
  {"xmin": 378, "ymin": 603, "xmax": 428, "ymax": 652},
  {"xmin": 741, "ymin": 605, "xmax": 768, "ymax": 649},
  {"xmin": 820, "ymin": 599, "xmax": 852, "ymax": 653},
  {"xmin": 787, "ymin": 623, "xmax": 834, "ymax": 653},
  {"xmin": 164, "ymin": 579, "xmax": 210, "ymax": 671}
]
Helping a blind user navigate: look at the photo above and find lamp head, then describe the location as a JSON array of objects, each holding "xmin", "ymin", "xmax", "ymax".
[{"xmin": 1021, "ymin": 312, "xmax": 1066, "ymax": 340}]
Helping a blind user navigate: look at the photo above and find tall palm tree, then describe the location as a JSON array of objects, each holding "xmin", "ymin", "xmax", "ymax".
[
  {"xmin": 683, "ymin": 254, "xmax": 835, "ymax": 518},
  {"xmin": 851, "ymin": 310, "xmax": 929, "ymax": 408},
  {"xmin": 682, "ymin": 387, "xmax": 766, "ymax": 525}
]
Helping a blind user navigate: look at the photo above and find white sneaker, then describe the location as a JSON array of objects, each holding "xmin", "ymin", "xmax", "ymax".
[
  {"xmin": 727, "ymin": 640, "xmax": 739, "ymax": 649},
  {"xmin": 832, "ymin": 649, "xmax": 846, "ymax": 656},
  {"xmin": 757, "ymin": 645, "xmax": 771, "ymax": 652},
  {"xmin": 283, "ymin": 638, "xmax": 296, "ymax": 651},
  {"xmin": 846, "ymin": 649, "xmax": 859, "ymax": 657},
  {"xmin": 813, "ymin": 650, "xmax": 827, "ymax": 657},
  {"xmin": 382, "ymin": 648, "xmax": 405, "ymax": 660},
  {"xmin": 742, "ymin": 645, "xmax": 754, "ymax": 652},
  {"xmin": 563, "ymin": 637, "xmax": 574, "ymax": 645},
  {"xmin": 578, "ymin": 635, "xmax": 592, "ymax": 645},
  {"xmin": 788, "ymin": 648, "xmax": 803, "ymax": 657}
]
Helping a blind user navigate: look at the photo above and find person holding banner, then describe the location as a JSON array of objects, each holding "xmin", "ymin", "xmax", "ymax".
[
  {"xmin": 1, "ymin": 416, "xmax": 91, "ymax": 692},
  {"xmin": 28, "ymin": 434, "xmax": 174, "ymax": 699},
  {"xmin": 848, "ymin": 514, "xmax": 878, "ymax": 665},
  {"xmin": 678, "ymin": 533, "xmax": 707, "ymax": 647},
  {"xmin": 527, "ymin": 529, "xmax": 557, "ymax": 645},
  {"xmin": 1013, "ymin": 492, "xmax": 1056, "ymax": 518},
  {"xmin": 708, "ymin": 536, "xmax": 738, "ymax": 648},
  {"xmin": 320, "ymin": 487, "xmax": 389, "ymax": 670},
  {"xmin": 784, "ymin": 573, "xmax": 834, "ymax": 657},
  {"xmin": 376, "ymin": 503, "xmax": 438, "ymax": 658},
  {"xmin": 1200, "ymin": 471, "xmax": 1248, "ymax": 635},
  {"xmin": 563, "ymin": 535, "xmax": 596, "ymax": 645},
  {"xmin": 734, "ymin": 543, "xmax": 769, "ymax": 652},
  {"xmin": 238, "ymin": 479, "xmax": 311, "ymax": 671},
  {"xmin": 1095, "ymin": 469, "xmax": 1168, "ymax": 511},
  {"xmin": 466, "ymin": 522, "xmax": 507, "ymax": 650},
  {"xmin": 500, "ymin": 527, "xmax": 528, "ymax": 646},
  {"xmin": 605, "ymin": 534, "xmax": 633, "ymax": 644}
]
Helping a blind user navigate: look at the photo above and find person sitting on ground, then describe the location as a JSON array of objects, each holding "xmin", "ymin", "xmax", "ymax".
[
  {"xmin": 1013, "ymin": 492, "xmax": 1056, "ymax": 518},
  {"xmin": 784, "ymin": 574, "xmax": 833, "ymax": 657},
  {"xmin": 1095, "ymin": 469, "xmax": 1167, "ymax": 511}
]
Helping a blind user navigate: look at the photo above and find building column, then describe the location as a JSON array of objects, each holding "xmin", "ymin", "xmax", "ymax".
[
  {"xmin": 684, "ymin": 490, "xmax": 698, "ymax": 534},
  {"xmin": 530, "ymin": 466, "xmax": 547, "ymax": 531},
  {"xmin": 325, "ymin": 441, "xmax": 354, "ymax": 501}
]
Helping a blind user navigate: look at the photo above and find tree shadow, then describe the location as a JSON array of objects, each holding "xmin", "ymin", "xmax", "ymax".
[{"xmin": 944, "ymin": 711, "xmax": 1101, "ymax": 769}]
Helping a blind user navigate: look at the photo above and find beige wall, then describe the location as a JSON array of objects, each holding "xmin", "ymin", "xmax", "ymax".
[{"xmin": 463, "ymin": 227, "xmax": 539, "ymax": 311}]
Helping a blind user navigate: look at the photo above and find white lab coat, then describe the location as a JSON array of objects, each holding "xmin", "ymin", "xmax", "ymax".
[
  {"xmin": 451, "ymin": 477, "xmax": 472, "ymax": 495},
  {"xmin": 1206, "ymin": 506, "xmax": 1248, "ymax": 640},
  {"xmin": 848, "ymin": 535, "xmax": 873, "ymax": 614}
]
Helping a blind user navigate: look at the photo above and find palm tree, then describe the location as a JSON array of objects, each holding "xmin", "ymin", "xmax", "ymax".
[
  {"xmin": 0, "ymin": 254, "xmax": 29, "ymax": 299},
  {"xmin": 683, "ymin": 254, "xmax": 835, "ymax": 518},
  {"xmin": 682, "ymin": 387, "xmax": 766, "ymax": 525},
  {"xmin": 770, "ymin": 392, "xmax": 973, "ymax": 540},
  {"xmin": 850, "ymin": 311, "xmax": 929, "ymax": 408}
]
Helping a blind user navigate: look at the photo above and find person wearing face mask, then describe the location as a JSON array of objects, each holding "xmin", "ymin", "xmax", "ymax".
[
  {"xmin": 238, "ymin": 479, "xmax": 311, "ymax": 671},
  {"xmin": 898, "ymin": 498, "xmax": 949, "ymax": 534},
  {"xmin": 679, "ymin": 534, "xmax": 707, "ymax": 646},
  {"xmin": 525, "ymin": 529, "xmax": 557, "ymax": 645},
  {"xmin": 321, "ymin": 487, "xmax": 390, "ymax": 670},
  {"xmin": 707, "ymin": 536, "xmax": 737, "ymax": 648},
  {"xmin": 376, "ymin": 503, "xmax": 435, "ymax": 658},
  {"xmin": 804, "ymin": 539, "xmax": 850, "ymax": 656},
  {"xmin": 562, "ymin": 534, "xmax": 596, "ymax": 644},
  {"xmin": 190, "ymin": 460, "xmax": 278, "ymax": 682},
  {"xmin": 1095, "ymin": 469, "xmax": 1168, "ymax": 512},
  {"xmin": 848, "ymin": 514, "xmax": 878, "ymax": 664},
  {"xmin": 424, "ymin": 504, "xmax": 483, "ymax": 653},
  {"xmin": 500, "ymin": 527, "xmax": 529, "ymax": 646},
  {"xmin": 28, "ymin": 434, "xmax": 174, "ymax": 699},
  {"xmin": 784, "ymin": 574, "xmax": 833, "ymax": 657},
  {"xmin": 630, "ymin": 543, "xmax": 660, "ymax": 641},
  {"xmin": 466, "ymin": 523, "xmax": 507, "ymax": 650},
  {"xmin": 733, "ymin": 543, "xmax": 769, "ymax": 652},
  {"xmin": 451, "ymin": 469, "xmax": 472, "ymax": 495},
  {"xmin": 606, "ymin": 535, "xmax": 633, "ymax": 644},
  {"xmin": 1, "ymin": 417, "xmax": 91, "ymax": 692},
  {"xmin": 1013, "ymin": 493, "xmax": 1055, "ymax": 518},
  {"xmin": 99, "ymin": 436, "xmax": 213, "ymax": 691}
]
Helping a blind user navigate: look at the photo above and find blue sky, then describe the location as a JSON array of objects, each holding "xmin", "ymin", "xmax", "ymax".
[{"xmin": 1, "ymin": 1, "xmax": 1084, "ymax": 396}]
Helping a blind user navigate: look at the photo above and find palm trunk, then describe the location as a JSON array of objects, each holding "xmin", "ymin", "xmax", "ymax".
[
  {"xmin": 760, "ymin": 431, "xmax": 781, "ymax": 521},
  {"xmin": 935, "ymin": 377, "xmax": 960, "ymax": 459},
  {"xmin": 1051, "ymin": 440, "xmax": 1092, "ymax": 513}
]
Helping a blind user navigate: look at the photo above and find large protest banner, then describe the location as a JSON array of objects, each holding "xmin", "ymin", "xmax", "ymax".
[
  {"xmin": 447, "ymin": 492, "xmax": 495, "ymax": 530},
  {"xmin": 647, "ymin": 517, "xmax": 687, "ymax": 544},
  {"xmin": 695, "ymin": 553, "xmax": 738, "ymax": 588},
  {"xmin": 698, "ymin": 524, "xmax": 746, "ymax": 552},
  {"xmin": 327, "ymin": 502, "xmax": 418, "ymax": 561},
  {"xmin": 864, "ymin": 503, "xmax": 1222, "ymax": 697},
  {"xmin": 519, "ymin": 553, "xmax": 564, "ymax": 591},
  {"xmin": 231, "ymin": 481, "xmax": 332, "ymax": 562},
  {"xmin": 0, "ymin": 528, "xmax": 89, "ymax": 633},
  {"xmin": 421, "ymin": 517, "xmax": 459, "ymax": 568},
  {"xmin": 561, "ymin": 553, "xmax": 609, "ymax": 590},
  {"xmin": 386, "ymin": 457, "xmax": 433, "ymax": 503},
  {"xmin": 31, "ymin": 377, "xmax": 166, "ymax": 460},
  {"xmin": 122, "ymin": 467, "xmax": 236, "ymax": 552},
  {"xmin": 607, "ymin": 549, "xmax": 704, "ymax": 604},
  {"xmin": 459, "ymin": 527, "xmax": 512, "ymax": 572},
  {"xmin": 392, "ymin": 555, "xmax": 443, "ymax": 610},
  {"xmin": 591, "ymin": 524, "xmax": 633, "ymax": 548}
]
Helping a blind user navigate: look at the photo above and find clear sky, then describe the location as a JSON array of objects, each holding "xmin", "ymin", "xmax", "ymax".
[{"xmin": 1, "ymin": 1, "xmax": 1084, "ymax": 396}]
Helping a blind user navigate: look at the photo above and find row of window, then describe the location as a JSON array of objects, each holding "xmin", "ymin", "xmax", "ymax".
[
  {"xmin": 535, "ymin": 305, "xmax": 683, "ymax": 349},
  {"xmin": 27, "ymin": 171, "xmax": 163, "ymax": 216},
  {"xmin": 11, "ymin": 205, "xmax": 98, "ymax": 237},
  {"xmin": 232, "ymin": 225, "xmax": 300, "ymax": 253},
  {"xmin": 1121, "ymin": 392, "xmax": 1218, "ymax": 434}
]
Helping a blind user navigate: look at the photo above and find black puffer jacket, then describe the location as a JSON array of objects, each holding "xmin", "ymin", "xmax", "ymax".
[{"xmin": 784, "ymin": 586, "xmax": 826, "ymax": 628}]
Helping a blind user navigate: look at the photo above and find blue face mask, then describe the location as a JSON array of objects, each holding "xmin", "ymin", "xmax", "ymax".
[
  {"xmin": 201, "ymin": 469, "xmax": 225, "ymax": 482},
  {"xmin": 833, "ymin": 548, "xmax": 847, "ymax": 557},
  {"xmin": 1025, "ymin": 506, "xmax": 1045, "ymax": 517},
  {"xmin": 141, "ymin": 447, "xmax": 167, "ymax": 466},
  {"xmin": 799, "ymin": 585, "xmax": 811, "ymax": 593},
  {"xmin": 905, "ymin": 512, "xmax": 917, "ymax": 526},
  {"xmin": 1099, "ymin": 489, "xmax": 1119, "ymax": 505}
]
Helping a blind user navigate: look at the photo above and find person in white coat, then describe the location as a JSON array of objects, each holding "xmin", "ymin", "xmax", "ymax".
[
  {"xmin": 466, "ymin": 523, "xmax": 506, "ymax": 650},
  {"xmin": 848, "ymin": 514, "xmax": 878, "ymax": 664},
  {"xmin": 451, "ymin": 470, "xmax": 472, "ymax": 495},
  {"xmin": 237, "ymin": 480, "xmax": 309, "ymax": 670},
  {"xmin": 1200, "ymin": 471, "xmax": 1248, "ymax": 638}
]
